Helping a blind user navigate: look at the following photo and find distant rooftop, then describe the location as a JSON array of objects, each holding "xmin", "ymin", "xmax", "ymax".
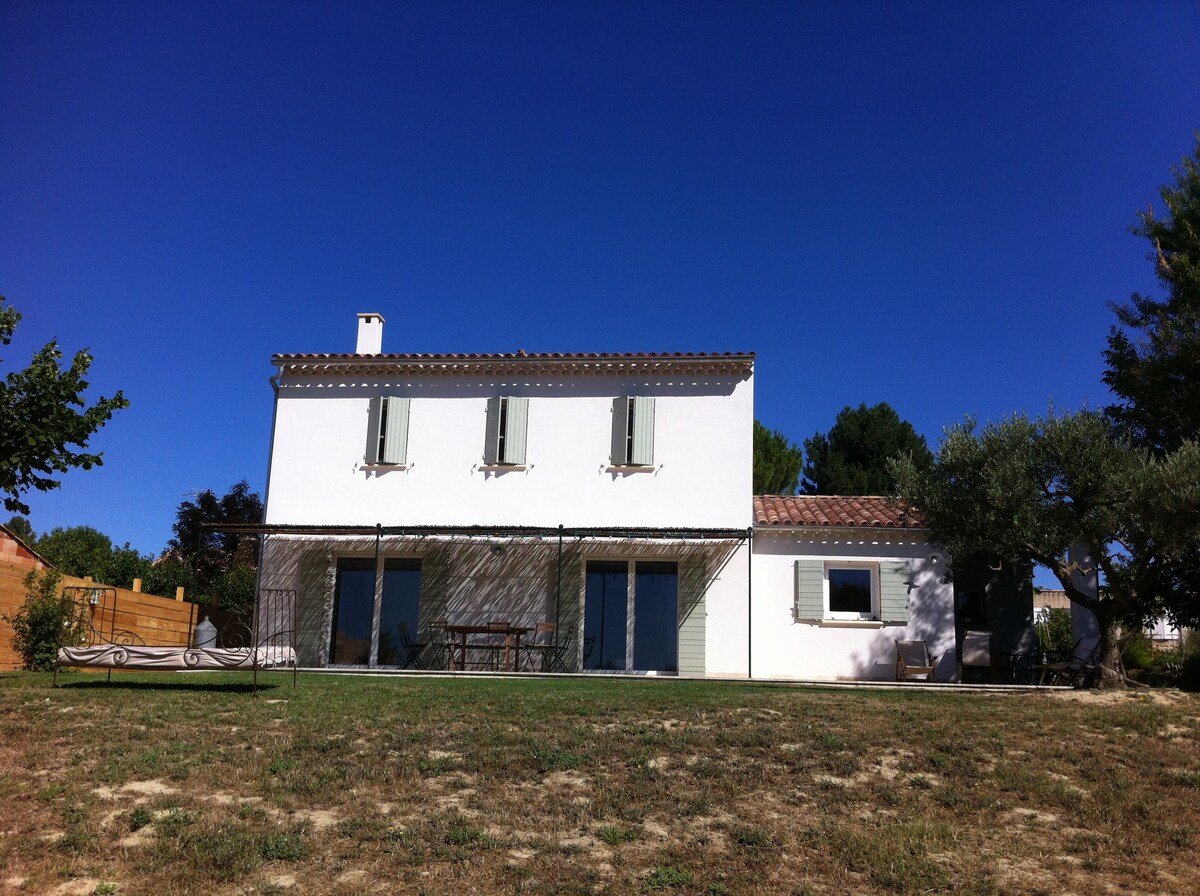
[{"xmin": 753, "ymin": 495, "xmax": 923, "ymax": 530}]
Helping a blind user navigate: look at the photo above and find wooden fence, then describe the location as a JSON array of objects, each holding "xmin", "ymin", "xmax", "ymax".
[{"xmin": 1, "ymin": 539, "xmax": 198, "ymax": 670}]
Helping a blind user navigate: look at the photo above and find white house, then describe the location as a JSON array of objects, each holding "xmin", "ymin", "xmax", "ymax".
[{"xmin": 254, "ymin": 313, "xmax": 963, "ymax": 681}]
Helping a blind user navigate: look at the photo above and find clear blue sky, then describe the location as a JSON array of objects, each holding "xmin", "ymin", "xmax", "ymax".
[{"xmin": 2, "ymin": 1, "xmax": 1198, "ymax": 557}]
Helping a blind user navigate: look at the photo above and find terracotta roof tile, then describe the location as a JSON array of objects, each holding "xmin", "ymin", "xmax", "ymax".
[
  {"xmin": 272, "ymin": 351, "xmax": 755, "ymax": 378},
  {"xmin": 274, "ymin": 350, "xmax": 754, "ymax": 362},
  {"xmin": 753, "ymin": 495, "xmax": 923, "ymax": 529}
]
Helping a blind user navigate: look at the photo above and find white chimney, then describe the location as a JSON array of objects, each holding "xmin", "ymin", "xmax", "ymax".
[{"xmin": 356, "ymin": 312, "xmax": 385, "ymax": 354}]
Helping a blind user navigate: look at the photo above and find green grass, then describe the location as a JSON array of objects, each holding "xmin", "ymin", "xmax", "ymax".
[{"xmin": 1, "ymin": 671, "xmax": 1198, "ymax": 894}]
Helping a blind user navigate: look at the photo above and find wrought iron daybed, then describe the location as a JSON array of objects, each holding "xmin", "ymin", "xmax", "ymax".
[{"xmin": 54, "ymin": 586, "xmax": 298, "ymax": 693}]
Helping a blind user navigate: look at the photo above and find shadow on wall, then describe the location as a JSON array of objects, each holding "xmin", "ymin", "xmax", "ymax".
[{"xmin": 850, "ymin": 555, "xmax": 957, "ymax": 682}]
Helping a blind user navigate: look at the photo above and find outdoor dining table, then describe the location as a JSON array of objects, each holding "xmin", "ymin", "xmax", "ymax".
[{"xmin": 443, "ymin": 623, "xmax": 534, "ymax": 672}]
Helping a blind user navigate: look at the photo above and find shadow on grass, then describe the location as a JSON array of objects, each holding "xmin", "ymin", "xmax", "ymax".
[{"xmin": 55, "ymin": 678, "xmax": 288, "ymax": 695}]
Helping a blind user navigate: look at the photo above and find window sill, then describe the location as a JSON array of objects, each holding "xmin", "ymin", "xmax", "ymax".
[
  {"xmin": 361, "ymin": 463, "xmax": 410, "ymax": 471},
  {"xmin": 478, "ymin": 464, "xmax": 529, "ymax": 471},
  {"xmin": 812, "ymin": 619, "xmax": 889, "ymax": 629},
  {"xmin": 606, "ymin": 464, "xmax": 659, "ymax": 473}
]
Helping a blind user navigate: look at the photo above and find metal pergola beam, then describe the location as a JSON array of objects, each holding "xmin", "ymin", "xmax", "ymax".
[{"xmin": 200, "ymin": 522, "xmax": 750, "ymax": 541}]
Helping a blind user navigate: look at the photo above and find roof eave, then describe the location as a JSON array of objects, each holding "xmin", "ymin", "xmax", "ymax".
[
  {"xmin": 272, "ymin": 354, "xmax": 756, "ymax": 379},
  {"xmin": 753, "ymin": 524, "xmax": 929, "ymax": 539}
]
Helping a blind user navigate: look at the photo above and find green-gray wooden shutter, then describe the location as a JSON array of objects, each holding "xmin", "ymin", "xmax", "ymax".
[
  {"xmin": 611, "ymin": 397, "xmax": 630, "ymax": 464},
  {"xmin": 677, "ymin": 551, "xmax": 707, "ymax": 677},
  {"xmin": 365, "ymin": 396, "xmax": 384, "ymax": 463},
  {"xmin": 504, "ymin": 396, "xmax": 528, "ymax": 464},
  {"xmin": 629, "ymin": 396, "xmax": 655, "ymax": 465},
  {"xmin": 879, "ymin": 560, "xmax": 911, "ymax": 623},
  {"xmin": 380, "ymin": 397, "xmax": 410, "ymax": 464},
  {"xmin": 484, "ymin": 396, "xmax": 502, "ymax": 463},
  {"xmin": 794, "ymin": 559, "xmax": 824, "ymax": 621}
]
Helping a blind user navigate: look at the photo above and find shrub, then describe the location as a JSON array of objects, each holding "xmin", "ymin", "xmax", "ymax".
[
  {"xmin": 3, "ymin": 569, "xmax": 85, "ymax": 670},
  {"xmin": 1036, "ymin": 607, "xmax": 1073, "ymax": 654},
  {"xmin": 1121, "ymin": 631, "xmax": 1155, "ymax": 672},
  {"xmin": 212, "ymin": 564, "xmax": 257, "ymax": 615}
]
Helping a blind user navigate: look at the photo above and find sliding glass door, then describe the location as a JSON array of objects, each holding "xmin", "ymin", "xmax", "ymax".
[
  {"xmin": 330, "ymin": 559, "xmax": 375, "ymax": 665},
  {"xmin": 583, "ymin": 560, "xmax": 678, "ymax": 673},
  {"xmin": 633, "ymin": 562, "xmax": 678, "ymax": 673},
  {"xmin": 584, "ymin": 561, "xmax": 628, "ymax": 671},
  {"xmin": 377, "ymin": 559, "xmax": 421, "ymax": 666},
  {"xmin": 330, "ymin": 557, "xmax": 423, "ymax": 667}
]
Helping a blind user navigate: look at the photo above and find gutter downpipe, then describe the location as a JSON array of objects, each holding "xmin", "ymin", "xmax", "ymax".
[{"xmin": 747, "ymin": 526, "xmax": 754, "ymax": 681}]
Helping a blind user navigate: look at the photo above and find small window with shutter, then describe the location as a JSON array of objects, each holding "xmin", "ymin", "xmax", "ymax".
[
  {"xmin": 485, "ymin": 396, "xmax": 529, "ymax": 465},
  {"xmin": 795, "ymin": 559, "xmax": 911, "ymax": 624},
  {"xmin": 611, "ymin": 396, "xmax": 655, "ymax": 466},
  {"xmin": 365, "ymin": 396, "xmax": 411, "ymax": 465}
]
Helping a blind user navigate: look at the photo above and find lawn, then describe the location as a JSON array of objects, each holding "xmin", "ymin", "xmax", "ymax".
[{"xmin": 1, "ymin": 672, "xmax": 1198, "ymax": 896}]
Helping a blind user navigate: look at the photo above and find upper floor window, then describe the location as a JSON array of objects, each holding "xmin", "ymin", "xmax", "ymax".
[
  {"xmin": 612, "ymin": 396, "xmax": 655, "ymax": 466},
  {"xmin": 365, "ymin": 396, "xmax": 410, "ymax": 465},
  {"xmin": 485, "ymin": 396, "xmax": 529, "ymax": 465}
]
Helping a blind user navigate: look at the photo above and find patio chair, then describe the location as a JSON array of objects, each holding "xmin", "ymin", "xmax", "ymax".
[
  {"xmin": 959, "ymin": 630, "xmax": 992, "ymax": 683},
  {"xmin": 398, "ymin": 623, "xmax": 428, "ymax": 670},
  {"xmin": 1036, "ymin": 638, "xmax": 1099, "ymax": 687},
  {"xmin": 521, "ymin": 621, "xmax": 556, "ymax": 671},
  {"xmin": 487, "ymin": 620, "xmax": 511, "ymax": 671},
  {"xmin": 425, "ymin": 619, "xmax": 451, "ymax": 669},
  {"xmin": 896, "ymin": 639, "xmax": 939, "ymax": 681},
  {"xmin": 544, "ymin": 629, "xmax": 574, "ymax": 673}
]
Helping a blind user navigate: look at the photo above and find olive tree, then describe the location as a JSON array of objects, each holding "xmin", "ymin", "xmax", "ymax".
[{"xmin": 892, "ymin": 411, "xmax": 1200, "ymax": 687}]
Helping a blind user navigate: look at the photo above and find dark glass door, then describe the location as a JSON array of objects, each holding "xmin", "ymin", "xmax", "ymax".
[
  {"xmin": 377, "ymin": 559, "xmax": 422, "ymax": 666},
  {"xmin": 634, "ymin": 562, "xmax": 678, "ymax": 673},
  {"xmin": 584, "ymin": 561, "xmax": 628, "ymax": 670},
  {"xmin": 330, "ymin": 559, "xmax": 375, "ymax": 665},
  {"xmin": 330, "ymin": 558, "xmax": 423, "ymax": 666}
]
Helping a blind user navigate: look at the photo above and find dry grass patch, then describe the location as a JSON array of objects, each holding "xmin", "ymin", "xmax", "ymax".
[{"xmin": 1, "ymin": 672, "xmax": 1198, "ymax": 894}]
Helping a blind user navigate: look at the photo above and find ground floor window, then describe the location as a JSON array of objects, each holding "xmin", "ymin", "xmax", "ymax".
[
  {"xmin": 822, "ymin": 562, "xmax": 880, "ymax": 621},
  {"xmin": 584, "ymin": 560, "xmax": 678, "ymax": 673},
  {"xmin": 330, "ymin": 557, "xmax": 422, "ymax": 666}
]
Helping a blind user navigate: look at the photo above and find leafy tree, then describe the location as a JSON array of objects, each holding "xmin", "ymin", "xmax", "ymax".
[
  {"xmin": 1103, "ymin": 138, "xmax": 1200, "ymax": 454},
  {"xmin": 142, "ymin": 557, "xmax": 195, "ymax": 601},
  {"xmin": 0, "ymin": 297, "xmax": 128, "ymax": 515},
  {"xmin": 2, "ymin": 568, "xmax": 85, "ymax": 671},
  {"xmin": 892, "ymin": 410, "xmax": 1200, "ymax": 688},
  {"xmin": 167, "ymin": 481, "xmax": 263, "ymax": 597},
  {"xmin": 35, "ymin": 525, "xmax": 113, "ymax": 580},
  {"xmin": 212, "ymin": 564, "xmax": 258, "ymax": 615},
  {"xmin": 5, "ymin": 515, "xmax": 36, "ymax": 544},
  {"xmin": 802, "ymin": 402, "xmax": 932, "ymax": 495},
  {"xmin": 1036, "ymin": 605, "xmax": 1073, "ymax": 655},
  {"xmin": 103, "ymin": 543, "xmax": 152, "ymax": 590},
  {"xmin": 753, "ymin": 420, "xmax": 803, "ymax": 494}
]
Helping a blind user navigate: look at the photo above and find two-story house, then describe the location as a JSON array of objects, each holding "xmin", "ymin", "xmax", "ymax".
[{"xmin": 254, "ymin": 313, "xmax": 966, "ymax": 680}]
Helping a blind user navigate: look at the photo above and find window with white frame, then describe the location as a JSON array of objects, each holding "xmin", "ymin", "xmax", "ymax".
[
  {"xmin": 365, "ymin": 396, "xmax": 411, "ymax": 465},
  {"xmin": 795, "ymin": 558, "xmax": 910, "ymax": 624},
  {"xmin": 825, "ymin": 562, "xmax": 879, "ymax": 620},
  {"xmin": 485, "ymin": 396, "xmax": 529, "ymax": 465},
  {"xmin": 611, "ymin": 396, "xmax": 655, "ymax": 466}
]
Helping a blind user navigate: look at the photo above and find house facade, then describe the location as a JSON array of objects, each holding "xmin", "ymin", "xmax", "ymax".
[{"xmin": 255, "ymin": 313, "xmax": 963, "ymax": 681}]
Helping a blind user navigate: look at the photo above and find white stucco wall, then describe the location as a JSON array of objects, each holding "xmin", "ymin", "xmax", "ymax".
[
  {"xmin": 740, "ymin": 531, "xmax": 956, "ymax": 681},
  {"xmin": 701, "ymin": 540, "xmax": 752, "ymax": 678},
  {"xmin": 265, "ymin": 371, "xmax": 752, "ymax": 529}
]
